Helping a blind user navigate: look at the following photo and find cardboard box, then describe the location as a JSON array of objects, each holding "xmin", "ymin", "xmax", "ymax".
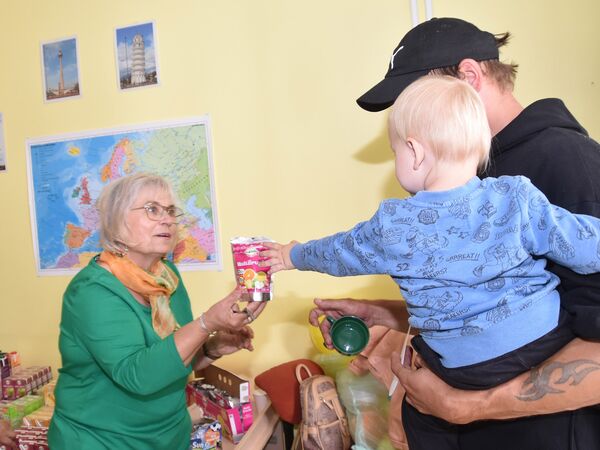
[{"xmin": 187, "ymin": 365, "xmax": 253, "ymax": 444}]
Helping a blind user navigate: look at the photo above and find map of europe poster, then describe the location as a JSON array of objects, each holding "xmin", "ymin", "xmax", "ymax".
[{"xmin": 26, "ymin": 117, "xmax": 221, "ymax": 275}]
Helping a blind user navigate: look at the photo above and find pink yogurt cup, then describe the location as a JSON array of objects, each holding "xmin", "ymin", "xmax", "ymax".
[{"xmin": 231, "ymin": 237, "xmax": 273, "ymax": 301}]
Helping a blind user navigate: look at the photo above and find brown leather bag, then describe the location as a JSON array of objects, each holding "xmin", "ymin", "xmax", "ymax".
[{"xmin": 293, "ymin": 363, "xmax": 352, "ymax": 450}]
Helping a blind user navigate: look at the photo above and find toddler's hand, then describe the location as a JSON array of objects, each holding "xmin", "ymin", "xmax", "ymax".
[{"xmin": 261, "ymin": 241, "xmax": 298, "ymax": 273}]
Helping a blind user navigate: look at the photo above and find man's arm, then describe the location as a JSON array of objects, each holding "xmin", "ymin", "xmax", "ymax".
[{"xmin": 392, "ymin": 337, "xmax": 600, "ymax": 424}]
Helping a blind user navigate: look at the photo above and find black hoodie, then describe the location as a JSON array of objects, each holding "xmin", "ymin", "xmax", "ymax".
[{"xmin": 487, "ymin": 98, "xmax": 600, "ymax": 338}]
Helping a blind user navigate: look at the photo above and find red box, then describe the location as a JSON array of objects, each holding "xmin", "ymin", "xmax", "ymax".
[
  {"xmin": 2, "ymin": 377, "xmax": 15, "ymax": 400},
  {"xmin": 32, "ymin": 366, "xmax": 49, "ymax": 385},
  {"xmin": 188, "ymin": 366, "xmax": 253, "ymax": 444},
  {"xmin": 13, "ymin": 375, "xmax": 33, "ymax": 398}
]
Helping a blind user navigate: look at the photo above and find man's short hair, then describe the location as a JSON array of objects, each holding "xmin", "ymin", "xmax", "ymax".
[{"xmin": 431, "ymin": 33, "xmax": 518, "ymax": 92}]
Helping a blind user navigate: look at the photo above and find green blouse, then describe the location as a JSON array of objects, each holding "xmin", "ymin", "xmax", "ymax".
[{"xmin": 48, "ymin": 257, "xmax": 194, "ymax": 450}]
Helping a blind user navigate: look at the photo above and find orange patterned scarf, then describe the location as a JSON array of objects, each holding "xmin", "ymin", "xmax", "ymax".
[{"xmin": 98, "ymin": 251, "xmax": 180, "ymax": 338}]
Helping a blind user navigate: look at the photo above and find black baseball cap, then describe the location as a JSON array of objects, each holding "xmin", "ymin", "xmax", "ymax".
[{"xmin": 356, "ymin": 18, "xmax": 499, "ymax": 112}]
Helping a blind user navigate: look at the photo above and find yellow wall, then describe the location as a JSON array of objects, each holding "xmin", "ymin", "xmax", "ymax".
[{"xmin": 1, "ymin": 0, "xmax": 598, "ymax": 379}]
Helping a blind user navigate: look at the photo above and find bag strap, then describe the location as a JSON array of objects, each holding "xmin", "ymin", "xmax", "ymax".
[
  {"xmin": 295, "ymin": 363, "xmax": 313, "ymax": 383},
  {"xmin": 292, "ymin": 428, "xmax": 303, "ymax": 450}
]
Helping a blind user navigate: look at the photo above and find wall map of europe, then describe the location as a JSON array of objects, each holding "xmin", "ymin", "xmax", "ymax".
[{"xmin": 26, "ymin": 117, "xmax": 220, "ymax": 275}]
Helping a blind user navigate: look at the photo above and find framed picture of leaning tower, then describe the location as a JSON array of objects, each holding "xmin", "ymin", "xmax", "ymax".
[
  {"xmin": 115, "ymin": 21, "xmax": 160, "ymax": 90},
  {"xmin": 41, "ymin": 36, "xmax": 81, "ymax": 102}
]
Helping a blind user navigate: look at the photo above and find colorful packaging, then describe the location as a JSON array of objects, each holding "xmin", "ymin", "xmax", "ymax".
[
  {"xmin": 13, "ymin": 425, "xmax": 49, "ymax": 449},
  {"xmin": 189, "ymin": 419, "xmax": 222, "ymax": 450},
  {"xmin": 22, "ymin": 405, "xmax": 54, "ymax": 428},
  {"xmin": 8, "ymin": 352, "xmax": 20, "ymax": 369},
  {"xmin": 231, "ymin": 237, "xmax": 273, "ymax": 301}
]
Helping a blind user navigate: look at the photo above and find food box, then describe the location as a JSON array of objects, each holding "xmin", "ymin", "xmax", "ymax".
[{"xmin": 2, "ymin": 366, "xmax": 52, "ymax": 401}]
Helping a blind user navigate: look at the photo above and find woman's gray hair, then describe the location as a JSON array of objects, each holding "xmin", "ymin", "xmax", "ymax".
[{"xmin": 96, "ymin": 172, "xmax": 178, "ymax": 254}]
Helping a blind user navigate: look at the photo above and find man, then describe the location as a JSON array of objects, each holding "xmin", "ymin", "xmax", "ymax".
[{"xmin": 312, "ymin": 17, "xmax": 600, "ymax": 449}]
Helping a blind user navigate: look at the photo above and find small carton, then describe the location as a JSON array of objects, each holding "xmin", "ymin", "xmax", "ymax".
[
  {"xmin": 187, "ymin": 365, "xmax": 253, "ymax": 444},
  {"xmin": 13, "ymin": 374, "xmax": 33, "ymax": 398},
  {"xmin": 2, "ymin": 377, "xmax": 15, "ymax": 401}
]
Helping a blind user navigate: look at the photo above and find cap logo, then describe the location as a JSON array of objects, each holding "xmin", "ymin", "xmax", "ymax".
[{"xmin": 389, "ymin": 46, "xmax": 404, "ymax": 70}]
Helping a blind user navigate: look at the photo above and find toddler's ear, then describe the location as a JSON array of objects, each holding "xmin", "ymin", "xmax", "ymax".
[{"xmin": 407, "ymin": 138, "xmax": 426, "ymax": 171}]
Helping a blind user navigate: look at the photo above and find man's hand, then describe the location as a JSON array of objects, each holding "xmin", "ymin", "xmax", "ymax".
[
  {"xmin": 390, "ymin": 351, "xmax": 485, "ymax": 424},
  {"xmin": 389, "ymin": 338, "xmax": 600, "ymax": 424},
  {"xmin": 309, "ymin": 298, "xmax": 410, "ymax": 349}
]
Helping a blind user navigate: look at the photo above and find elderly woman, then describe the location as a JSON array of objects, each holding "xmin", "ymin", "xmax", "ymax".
[{"xmin": 48, "ymin": 173, "xmax": 266, "ymax": 450}]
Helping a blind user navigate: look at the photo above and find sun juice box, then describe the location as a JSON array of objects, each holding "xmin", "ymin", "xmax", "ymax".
[
  {"xmin": 230, "ymin": 237, "xmax": 273, "ymax": 301},
  {"xmin": 190, "ymin": 419, "xmax": 222, "ymax": 449}
]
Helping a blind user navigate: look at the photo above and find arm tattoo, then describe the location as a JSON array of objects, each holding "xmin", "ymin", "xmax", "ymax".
[{"xmin": 517, "ymin": 359, "xmax": 600, "ymax": 401}]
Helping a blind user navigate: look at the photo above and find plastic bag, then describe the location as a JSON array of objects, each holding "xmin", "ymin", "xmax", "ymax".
[
  {"xmin": 336, "ymin": 369, "xmax": 395, "ymax": 450},
  {"xmin": 315, "ymin": 353, "xmax": 353, "ymax": 379}
]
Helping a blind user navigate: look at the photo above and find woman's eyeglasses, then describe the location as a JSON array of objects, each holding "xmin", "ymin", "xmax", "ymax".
[{"xmin": 131, "ymin": 202, "xmax": 185, "ymax": 222}]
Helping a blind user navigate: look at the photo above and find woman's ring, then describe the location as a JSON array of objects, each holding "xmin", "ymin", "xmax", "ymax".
[{"xmin": 243, "ymin": 308, "xmax": 255, "ymax": 323}]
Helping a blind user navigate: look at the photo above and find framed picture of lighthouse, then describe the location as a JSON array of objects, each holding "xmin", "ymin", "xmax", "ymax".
[
  {"xmin": 115, "ymin": 21, "xmax": 160, "ymax": 91},
  {"xmin": 41, "ymin": 36, "xmax": 81, "ymax": 102}
]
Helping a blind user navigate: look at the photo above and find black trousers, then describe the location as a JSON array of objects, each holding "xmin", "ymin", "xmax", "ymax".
[
  {"xmin": 403, "ymin": 308, "xmax": 600, "ymax": 449},
  {"xmin": 411, "ymin": 307, "xmax": 575, "ymax": 390},
  {"xmin": 403, "ymin": 401, "xmax": 600, "ymax": 450}
]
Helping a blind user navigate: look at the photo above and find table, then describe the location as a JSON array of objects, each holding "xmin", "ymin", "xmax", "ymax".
[{"xmin": 223, "ymin": 391, "xmax": 281, "ymax": 449}]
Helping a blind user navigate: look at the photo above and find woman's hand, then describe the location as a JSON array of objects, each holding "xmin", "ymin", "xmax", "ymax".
[
  {"xmin": 204, "ymin": 327, "xmax": 255, "ymax": 359},
  {"xmin": 0, "ymin": 419, "xmax": 17, "ymax": 450},
  {"xmin": 260, "ymin": 241, "xmax": 298, "ymax": 273},
  {"xmin": 202, "ymin": 287, "xmax": 267, "ymax": 333},
  {"xmin": 194, "ymin": 325, "xmax": 256, "ymax": 370},
  {"xmin": 176, "ymin": 287, "xmax": 267, "ymax": 367}
]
